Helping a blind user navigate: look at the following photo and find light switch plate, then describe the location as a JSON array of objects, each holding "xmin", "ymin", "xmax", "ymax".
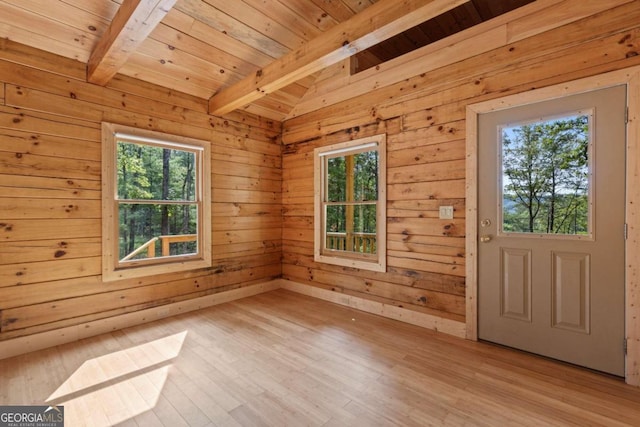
[{"xmin": 439, "ymin": 206, "xmax": 454, "ymax": 220}]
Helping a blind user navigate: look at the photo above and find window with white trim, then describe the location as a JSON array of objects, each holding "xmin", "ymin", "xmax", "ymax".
[
  {"xmin": 102, "ymin": 123, "xmax": 211, "ymax": 281},
  {"xmin": 314, "ymin": 134, "xmax": 386, "ymax": 272}
]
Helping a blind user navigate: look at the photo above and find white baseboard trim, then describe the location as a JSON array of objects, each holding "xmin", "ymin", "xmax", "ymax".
[
  {"xmin": 0, "ymin": 280, "xmax": 281, "ymax": 361},
  {"xmin": 278, "ymin": 279, "xmax": 467, "ymax": 339}
]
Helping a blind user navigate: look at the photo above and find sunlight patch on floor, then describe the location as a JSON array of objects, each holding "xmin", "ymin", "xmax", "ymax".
[{"xmin": 46, "ymin": 331, "xmax": 187, "ymax": 426}]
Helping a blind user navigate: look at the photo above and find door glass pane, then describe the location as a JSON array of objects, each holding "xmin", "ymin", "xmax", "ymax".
[{"xmin": 501, "ymin": 114, "xmax": 590, "ymax": 235}]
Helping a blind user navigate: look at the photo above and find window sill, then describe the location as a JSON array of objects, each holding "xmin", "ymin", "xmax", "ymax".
[{"xmin": 102, "ymin": 257, "xmax": 211, "ymax": 282}]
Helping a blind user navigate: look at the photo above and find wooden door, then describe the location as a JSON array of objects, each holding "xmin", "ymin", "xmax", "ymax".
[{"xmin": 477, "ymin": 85, "xmax": 626, "ymax": 376}]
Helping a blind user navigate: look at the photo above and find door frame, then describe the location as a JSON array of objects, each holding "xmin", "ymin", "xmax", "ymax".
[{"xmin": 465, "ymin": 66, "xmax": 640, "ymax": 386}]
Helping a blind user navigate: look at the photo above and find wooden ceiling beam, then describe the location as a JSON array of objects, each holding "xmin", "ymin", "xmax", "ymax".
[
  {"xmin": 208, "ymin": 0, "xmax": 468, "ymax": 116},
  {"xmin": 87, "ymin": 0, "xmax": 177, "ymax": 86}
]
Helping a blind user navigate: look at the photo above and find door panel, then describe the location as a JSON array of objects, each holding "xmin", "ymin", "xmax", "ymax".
[
  {"xmin": 500, "ymin": 248, "xmax": 532, "ymax": 322},
  {"xmin": 478, "ymin": 85, "xmax": 626, "ymax": 376},
  {"xmin": 551, "ymin": 251, "xmax": 590, "ymax": 334}
]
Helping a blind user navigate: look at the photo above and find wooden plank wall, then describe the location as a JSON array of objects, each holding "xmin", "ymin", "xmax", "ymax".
[
  {"xmin": 281, "ymin": 1, "xmax": 640, "ymax": 324},
  {"xmin": 0, "ymin": 40, "xmax": 282, "ymax": 341}
]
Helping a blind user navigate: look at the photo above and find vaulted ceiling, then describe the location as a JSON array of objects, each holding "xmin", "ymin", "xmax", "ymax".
[{"xmin": 0, "ymin": 0, "xmax": 534, "ymax": 121}]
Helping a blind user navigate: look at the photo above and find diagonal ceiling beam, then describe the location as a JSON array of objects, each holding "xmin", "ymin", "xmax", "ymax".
[
  {"xmin": 208, "ymin": 0, "xmax": 469, "ymax": 116},
  {"xmin": 87, "ymin": 0, "xmax": 177, "ymax": 86}
]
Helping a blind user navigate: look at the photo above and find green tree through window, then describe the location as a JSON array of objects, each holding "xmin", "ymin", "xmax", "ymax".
[
  {"xmin": 102, "ymin": 122, "xmax": 211, "ymax": 282},
  {"xmin": 501, "ymin": 114, "xmax": 590, "ymax": 235},
  {"xmin": 117, "ymin": 141, "xmax": 199, "ymax": 260},
  {"xmin": 314, "ymin": 134, "xmax": 386, "ymax": 272},
  {"xmin": 325, "ymin": 150, "xmax": 378, "ymax": 254}
]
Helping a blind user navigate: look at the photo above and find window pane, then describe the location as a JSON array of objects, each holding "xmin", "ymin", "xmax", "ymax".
[
  {"xmin": 325, "ymin": 204, "xmax": 346, "ymax": 235},
  {"xmin": 327, "ymin": 150, "xmax": 378, "ymax": 202},
  {"xmin": 327, "ymin": 157, "xmax": 346, "ymax": 202},
  {"xmin": 354, "ymin": 204, "xmax": 377, "ymax": 234},
  {"xmin": 501, "ymin": 114, "xmax": 589, "ymax": 235},
  {"xmin": 117, "ymin": 142, "xmax": 197, "ymax": 201},
  {"xmin": 118, "ymin": 203, "xmax": 198, "ymax": 261},
  {"xmin": 353, "ymin": 150, "xmax": 378, "ymax": 201},
  {"xmin": 325, "ymin": 204, "xmax": 377, "ymax": 254}
]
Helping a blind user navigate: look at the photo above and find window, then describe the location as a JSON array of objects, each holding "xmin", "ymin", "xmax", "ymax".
[
  {"xmin": 102, "ymin": 123, "xmax": 211, "ymax": 281},
  {"xmin": 500, "ymin": 112, "xmax": 592, "ymax": 237},
  {"xmin": 314, "ymin": 134, "xmax": 386, "ymax": 271}
]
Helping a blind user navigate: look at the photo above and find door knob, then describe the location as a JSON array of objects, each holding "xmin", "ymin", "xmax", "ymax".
[{"xmin": 480, "ymin": 235, "xmax": 492, "ymax": 243}]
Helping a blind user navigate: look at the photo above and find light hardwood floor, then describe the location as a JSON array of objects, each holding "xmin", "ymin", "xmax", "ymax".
[{"xmin": 1, "ymin": 289, "xmax": 639, "ymax": 426}]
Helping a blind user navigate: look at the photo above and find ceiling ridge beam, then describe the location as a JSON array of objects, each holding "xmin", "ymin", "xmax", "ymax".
[
  {"xmin": 87, "ymin": 0, "xmax": 177, "ymax": 86},
  {"xmin": 208, "ymin": 0, "xmax": 468, "ymax": 116}
]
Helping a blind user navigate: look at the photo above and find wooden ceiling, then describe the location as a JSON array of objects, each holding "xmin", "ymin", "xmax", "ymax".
[{"xmin": 0, "ymin": 0, "xmax": 534, "ymax": 121}]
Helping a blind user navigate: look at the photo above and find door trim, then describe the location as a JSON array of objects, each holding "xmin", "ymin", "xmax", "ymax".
[{"xmin": 466, "ymin": 66, "xmax": 640, "ymax": 386}]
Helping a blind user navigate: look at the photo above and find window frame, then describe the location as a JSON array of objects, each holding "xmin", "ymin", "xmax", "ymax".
[
  {"xmin": 102, "ymin": 122, "xmax": 211, "ymax": 282},
  {"xmin": 314, "ymin": 134, "xmax": 386, "ymax": 272}
]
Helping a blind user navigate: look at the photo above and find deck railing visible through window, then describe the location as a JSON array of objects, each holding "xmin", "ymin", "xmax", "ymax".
[
  {"xmin": 326, "ymin": 232, "xmax": 377, "ymax": 254},
  {"xmin": 121, "ymin": 234, "xmax": 197, "ymax": 261}
]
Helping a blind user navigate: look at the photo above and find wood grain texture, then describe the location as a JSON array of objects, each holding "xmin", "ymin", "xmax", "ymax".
[
  {"xmin": 625, "ymin": 70, "xmax": 640, "ymax": 387},
  {"xmin": 293, "ymin": 0, "xmax": 634, "ymax": 118},
  {"xmin": 0, "ymin": 45, "xmax": 282, "ymax": 342},
  {"xmin": 0, "ymin": 0, "xmax": 543, "ymax": 120},
  {"xmin": 0, "ymin": 0, "xmax": 639, "ymax": 388},
  {"xmin": 208, "ymin": 0, "xmax": 467, "ymax": 115},
  {"xmin": 87, "ymin": 0, "xmax": 177, "ymax": 85},
  {"xmin": 1, "ymin": 289, "xmax": 639, "ymax": 426},
  {"xmin": 281, "ymin": 1, "xmax": 640, "ymax": 386}
]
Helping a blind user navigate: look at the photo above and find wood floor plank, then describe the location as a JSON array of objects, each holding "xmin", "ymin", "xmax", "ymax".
[{"xmin": 1, "ymin": 289, "xmax": 640, "ymax": 426}]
